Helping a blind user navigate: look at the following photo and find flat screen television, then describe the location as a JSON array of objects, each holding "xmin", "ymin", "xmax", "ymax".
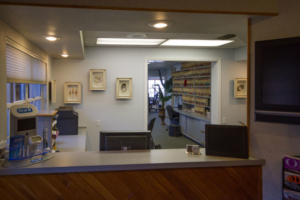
[{"xmin": 255, "ymin": 36, "xmax": 300, "ymax": 124}]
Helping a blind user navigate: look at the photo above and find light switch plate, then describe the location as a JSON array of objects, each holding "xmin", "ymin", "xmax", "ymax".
[
  {"xmin": 222, "ymin": 117, "xmax": 226, "ymax": 124},
  {"xmin": 96, "ymin": 120, "xmax": 100, "ymax": 127}
]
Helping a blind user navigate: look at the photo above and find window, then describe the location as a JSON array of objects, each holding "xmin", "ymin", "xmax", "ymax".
[
  {"xmin": 5, "ymin": 38, "xmax": 47, "ymax": 144},
  {"xmin": 148, "ymin": 79, "xmax": 165, "ymax": 98},
  {"xmin": 6, "ymin": 83, "xmax": 44, "ymax": 139}
]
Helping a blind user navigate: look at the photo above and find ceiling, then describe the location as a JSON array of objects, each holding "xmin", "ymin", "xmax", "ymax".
[{"xmin": 0, "ymin": 5, "xmax": 250, "ymax": 59}]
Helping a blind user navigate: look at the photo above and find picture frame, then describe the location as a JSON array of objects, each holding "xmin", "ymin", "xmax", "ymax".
[
  {"xmin": 116, "ymin": 78, "xmax": 132, "ymax": 99},
  {"xmin": 64, "ymin": 82, "xmax": 82, "ymax": 103},
  {"xmin": 234, "ymin": 78, "xmax": 247, "ymax": 98},
  {"xmin": 49, "ymin": 79, "xmax": 56, "ymax": 103},
  {"xmin": 90, "ymin": 69, "xmax": 106, "ymax": 90}
]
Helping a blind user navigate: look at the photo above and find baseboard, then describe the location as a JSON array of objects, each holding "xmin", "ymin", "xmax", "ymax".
[{"xmin": 78, "ymin": 126, "xmax": 87, "ymax": 128}]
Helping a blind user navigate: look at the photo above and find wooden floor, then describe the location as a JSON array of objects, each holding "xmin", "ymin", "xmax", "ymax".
[{"xmin": 0, "ymin": 166, "xmax": 262, "ymax": 200}]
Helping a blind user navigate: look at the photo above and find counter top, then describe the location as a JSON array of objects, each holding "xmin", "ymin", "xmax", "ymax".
[
  {"xmin": 0, "ymin": 149, "xmax": 264, "ymax": 176},
  {"xmin": 174, "ymin": 108, "xmax": 211, "ymax": 122},
  {"xmin": 38, "ymin": 110, "xmax": 58, "ymax": 116}
]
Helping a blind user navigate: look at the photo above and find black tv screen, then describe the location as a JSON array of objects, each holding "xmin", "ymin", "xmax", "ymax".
[{"xmin": 255, "ymin": 37, "xmax": 300, "ymax": 113}]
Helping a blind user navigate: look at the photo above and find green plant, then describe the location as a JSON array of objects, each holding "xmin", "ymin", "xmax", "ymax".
[{"xmin": 152, "ymin": 69, "xmax": 173, "ymax": 108}]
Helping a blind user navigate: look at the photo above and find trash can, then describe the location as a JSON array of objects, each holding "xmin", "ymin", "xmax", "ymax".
[{"xmin": 169, "ymin": 125, "xmax": 182, "ymax": 137}]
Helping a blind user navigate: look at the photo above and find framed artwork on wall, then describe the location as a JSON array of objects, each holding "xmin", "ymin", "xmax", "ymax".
[
  {"xmin": 116, "ymin": 78, "xmax": 132, "ymax": 99},
  {"xmin": 64, "ymin": 82, "xmax": 82, "ymax": 103},
  {"xmin": 234, "ymin": 78, "xmax": 247, "ymax": 98},
  {"xmin": 90, "ymin": 69, "xmax": 106, "ymax": 90},
  {"xmin": 49, "ymin": 79, "xmax": 56, "ymax": 103}
]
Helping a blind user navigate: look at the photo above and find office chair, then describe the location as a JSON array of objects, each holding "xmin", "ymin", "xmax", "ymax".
[
  {"xmin": 149, "ymin": 93, "xmax": 159, "ymax": 112},
  {"xmin": 166, "ymin": 105, "xmax": 182, "ymax": 137},
  {"xmin": 166, "ymin": 105, "xmax": 180, "ymax": 125},
  {"xmin": 148, "ymin": 117, "xmax": 161, "ymax": 149}
]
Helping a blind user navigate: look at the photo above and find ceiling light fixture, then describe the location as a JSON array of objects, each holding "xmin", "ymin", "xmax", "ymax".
[
  {"xmin": 154, "ymin": 23, "xmax": 167, "ymax": 28},
  {"xmin": 161, "ymin": 39, "xmax": 234, "ymax": 47},
  {"xmin": 126, "ymin": 33, "xmax": 147, "ymax": 38},
  {"xmin": 43, "ymin": 36, "xmax": 61, "ymax": 41},
  {"xmin": 96, "ymin": 38, "xmax": 166, "ymax": 45},
  {"xmin": 61, "ymin": 54, "xmax": 68, "ymax": 57},
  {"xmin": 148, "ymin": 21, "xmax": 173, "ymax": 29}
]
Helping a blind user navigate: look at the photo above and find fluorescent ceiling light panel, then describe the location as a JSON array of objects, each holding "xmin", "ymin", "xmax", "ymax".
[
  {"xmin": 161, "ymin": 39, "xmax": 234, "ymax": 47},
  {"xmin": 97, "ymin": 38, "xmax": 166, "ymax": 45}
]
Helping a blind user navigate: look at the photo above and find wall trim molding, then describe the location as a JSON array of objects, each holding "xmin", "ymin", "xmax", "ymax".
[
  {"xmin": 144, "ymin": 57, "xmax": 222, "ymax": 130},
  {"xmin": 0, "ymin": 2, "xmax": 279, "ymax": 16}
]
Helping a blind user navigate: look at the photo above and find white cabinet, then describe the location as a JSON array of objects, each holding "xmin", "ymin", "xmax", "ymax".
[{"xmin": 179, "ymin": 113, "xmax": 210, "ymax": 146}]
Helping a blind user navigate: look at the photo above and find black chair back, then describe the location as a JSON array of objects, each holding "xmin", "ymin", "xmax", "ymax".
[
  {"xmin": 166, "ymin": 105, "xmax": 174, "ymax": 120},
  {"xmin": 148, "ymin": 117, "xmax": 156, "ymax": 132}
]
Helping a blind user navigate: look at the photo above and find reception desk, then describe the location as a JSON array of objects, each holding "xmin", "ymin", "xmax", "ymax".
[
  {"xmin": 0, "ymin": 149, "xmax": 264, "ymax": 199},
  {"xmin": 174, "ymin": 108, "xmax": 210, "ymax": 146}
]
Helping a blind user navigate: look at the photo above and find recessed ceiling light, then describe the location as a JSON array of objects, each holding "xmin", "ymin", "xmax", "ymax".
[
  {"xmin": 161, "ymin": 39, "xmax": 234, "ymax": 47},
  {"xmin": 61, "ymin": 54, "xmax": 68, "ymax": 57},
  {"xmin": 97, "ymin": 38, "xmax": 166, "ymax": 45},
  {"xmin": 43, "ymin": 36, "xmax": 61, "ymax": 41},
  {"xmin": 148, "ymin": 21, "xmax": 173, "ymax": 28},
  {"xmin": 154, "ymin": 23, "xmax": 167, "ymax": 28}
]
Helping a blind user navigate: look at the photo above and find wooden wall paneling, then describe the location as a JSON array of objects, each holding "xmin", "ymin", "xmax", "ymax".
[
  {"xmin": 6, "ymin": 176, "xmax": 39, "ymax": 200},
  {"xmin": 133, "ymin": 171, "xmax": 175, "ymax": 200},
  {"xmin": 190, "ymin": 168, "xmax": 231, "ymax": 200},
  {"xmin": 126, "ymin": 170, "xmax": 165, "ymax": 200},
  {"xmin": 170, "ymin": 169, "xmax": 209, "ymax": 199},
  {"xmin": 91, "ymin": 172, "xmax": 128, "ymax": 200},
  {"xmin": 148, "ymin": 170, "xmax": 187, "ymax": 200},
  {"xmin": 0, "ymin": 166, "xmax": 262, "ymax": 200},
  {"xmin": 115, "ymin": 171, "xmax": 152, "ymax": 200},
  {"xmin": 56, "ymin": 173, "xmax": 92, "ymax": 199},
  {"xmin": 33, "ymin": 174, "xmax": 65, "ymax": 200},
  {"xmin": 42, "ymin": 174, "xmax": 80, "ymax": 200},
  {"xmin": 0, "ymin": 186, "xmax": 13, "ymax": 200},
  {"xmin": 182, "ymin": 169, "xmax": 222, "ymax": 199},
  {"xmin": 66, "ymin": 173, "xmax": 105, "ymax": 200},
  {"xmin": 223, "ymin": 167, "xmax": 257, "ymax": 199},
  {"xmin": 0, "ymin": 176, "xmax": 27, "ymax": 200},
  {"xmin": 102, "ymin": 171, "xmax": 140, "ymax": 200},
  {"xmin": 216, "ymin": 168, "xmax": 252, "ymax": 199},
  {"xmin": 159, "ymin": 170, "xmax": 199, "ymax": 200},
  {"xmin": 0, "ymin": 1, "xmax": 279, "ymax": 16},
  {"xmin": 79, "ymin": 172, "xmax": 117, "ymax": 200},
  {"xmin": 202, "ymin": 167, "xmax": 249, "ymax": 199},
  {"xmin": 17, "ymin": 175, "xmax": 56, "ymax": 200},
  {"xmin": 247, "ymin": 18, "xmax": 251, "ymax": 150},
  {"xmin": 231, "ymin": 167, "xmax": 258, "ymax": 192}
]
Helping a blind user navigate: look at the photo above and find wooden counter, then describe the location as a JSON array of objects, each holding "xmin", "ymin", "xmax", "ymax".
[{"xmin": 0, "ymin": 149, "xmax": 264, "ymax": 199}]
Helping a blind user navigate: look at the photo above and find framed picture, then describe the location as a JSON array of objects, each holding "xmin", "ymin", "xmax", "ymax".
[
  {"xmin": 234, "ymin": 78, "xmax": 247, "ymax": 98},
  {"xmin": 64, "ymin": 82, "xmax": 81, "ymax": 103},
  {"xmin": 49, "ymin": 79, "xmax": 56, "ymax": 103},
  {"xmin": 90, "ymin": 69, "xmax": 106, "ymax": 90},
  {"xmin": 116, "ymin": 78, "xmax": 132, "ymax": 99}
]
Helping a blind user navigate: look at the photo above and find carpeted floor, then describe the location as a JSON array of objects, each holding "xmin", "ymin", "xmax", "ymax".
[{"xmin": 148, "ymin": 111, "xmax": 198, "ymax": 149}]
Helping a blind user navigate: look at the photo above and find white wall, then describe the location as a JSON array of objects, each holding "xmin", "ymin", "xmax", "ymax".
[
  {"xmin": 234, "ymin": 47, "xmax": 247, "ymax": 61},
  {"xmin": 222, "ymin": 60, "xmax": 247, "ymax": 125},
  {"xmin": 250, "ymin": 1, "xmax": 300, "ymax": 199},
  {"xmin": 51, "ymin": 46, "xmax": 247, "ymax": 151}
]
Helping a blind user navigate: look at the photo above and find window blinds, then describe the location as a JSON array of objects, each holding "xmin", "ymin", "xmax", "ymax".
[{"xmin": 6, "ymin": 44, "xmax": 47, "ymax": 84}]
